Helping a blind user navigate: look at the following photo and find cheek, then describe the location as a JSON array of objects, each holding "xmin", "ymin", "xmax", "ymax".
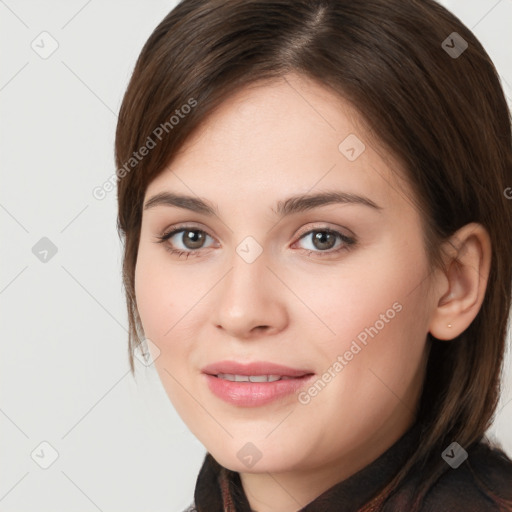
[
  {"xmin": 296, "ymin": 240, "xmax": 429, "ymax": 388},
  {"xmin": 309, "ymin": 249, "xmax": 429, "ymax": 404},
  {"xmin": 134, "ymin": 250, "xmax": 200, "ymax": 408},
  {"xmin": 134, "ymin": 254, "xmax": 170, "ymax": 339},
  {"xmin": 294, "ymin": 260, "xmax": 417, "ymax": 350},
  {"xmin": 134, "ymin": 247, "xmax": 218, "ymax": 373},
  {"xmin": 134, "ymin": 247, "xmax": 198, "ymax": 338}
]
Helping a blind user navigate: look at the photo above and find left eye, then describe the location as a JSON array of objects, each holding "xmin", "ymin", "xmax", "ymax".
[{"xmin": 295, "ymin": 229, "xmax": 355, "ymax": 253}]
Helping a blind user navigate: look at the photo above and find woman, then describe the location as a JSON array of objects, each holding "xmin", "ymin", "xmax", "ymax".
[{"xmin": 115, "ymin": 0, "xmax": 512, "ymax": 510}]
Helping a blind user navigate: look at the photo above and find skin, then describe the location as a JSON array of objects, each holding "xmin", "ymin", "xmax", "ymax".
[{"xmin": 134, "ymin": 73, "xmax": 491, "ymax": 512}]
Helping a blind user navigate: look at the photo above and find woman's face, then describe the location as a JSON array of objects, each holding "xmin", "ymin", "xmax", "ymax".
[{"xmin": 135, "ymin": 73, "xmax": 434, "ymax": 479}]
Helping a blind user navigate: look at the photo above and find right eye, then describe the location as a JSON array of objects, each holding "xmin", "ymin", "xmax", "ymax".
[{"xmin": 154, "ymin": 226, "xmax": 216, "ymax": 257}]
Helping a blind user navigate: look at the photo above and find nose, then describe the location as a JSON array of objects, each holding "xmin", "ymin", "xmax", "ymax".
[{"xmin": 212, "ymin": 247, "xmax": 289, "ymax": 339}]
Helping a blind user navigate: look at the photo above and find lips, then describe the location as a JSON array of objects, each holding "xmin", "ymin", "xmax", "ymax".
[
  {"xmin": 201, "ymin": 360, "xmax": 313, "ymax": 379},
  {"xmin": 201, "ymin": 360, "xmax": 315, "ymax": 407}
]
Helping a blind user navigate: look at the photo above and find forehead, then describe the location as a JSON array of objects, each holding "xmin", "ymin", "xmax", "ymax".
[
  {"xmin": 145, "ymin": 73, "xmax": 414, "ymax": 216},
  {"xmin": 170, "ymin": 73, "xmax": 366, "ymax": 168}
]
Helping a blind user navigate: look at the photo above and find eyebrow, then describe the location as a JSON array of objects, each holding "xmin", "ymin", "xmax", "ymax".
[{"xmin": 143, "ymin": 190, "xmax": 383, "ymax": 216}]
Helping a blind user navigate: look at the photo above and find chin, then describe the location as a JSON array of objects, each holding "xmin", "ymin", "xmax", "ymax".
[{"xmin": 207, "ymin": 442, "xmax": 305, "ymax": 474}]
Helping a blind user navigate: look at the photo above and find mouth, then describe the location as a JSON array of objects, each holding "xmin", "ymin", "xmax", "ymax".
[
  {"xmin": 214, "ymin": 374, "xmax": 300, "ymax": 382},
  {"xmin": 201, "ymin": 360, "xmax": 313, "ymax": 378},
  {"xmin": 201, "ymin": 360, "xmax": 315, "ymax": 407}
]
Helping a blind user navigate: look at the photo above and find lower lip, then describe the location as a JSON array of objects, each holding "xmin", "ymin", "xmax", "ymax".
[{"xmin": 203, "ymin": 374, "xmax": 314, "ymax": 407}]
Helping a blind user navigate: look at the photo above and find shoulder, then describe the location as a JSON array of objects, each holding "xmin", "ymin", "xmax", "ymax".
[
  {"xmin": 387, "ymin": 439, "xmax": 512, "ymax": 511},
  {"xmin": 181, "ymin": 503, "xmax": 196, "ymax": 512},
  {"xmin": 424, "ymin": 440, "xmax": 512, "ymax": 511}
]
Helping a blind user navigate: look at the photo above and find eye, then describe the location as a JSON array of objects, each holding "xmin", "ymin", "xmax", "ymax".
[
  {"xmin": 294, "ymin": 228, "xmax": 356, "ymax": 256},
  {"xmin": 154, "ymin": 226, "xmax": 215, "ymax": 258}
]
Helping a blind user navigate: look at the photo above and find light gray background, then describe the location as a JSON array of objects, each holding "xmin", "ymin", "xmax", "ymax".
[{"xmin": 1, "ymin": 1, "xmax": 511, "ymax": 511}]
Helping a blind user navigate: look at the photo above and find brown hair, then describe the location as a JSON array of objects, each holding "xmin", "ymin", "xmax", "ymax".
[{"xmin": 115, "ymin": 0, "xmax": 512, "ymax": 509}]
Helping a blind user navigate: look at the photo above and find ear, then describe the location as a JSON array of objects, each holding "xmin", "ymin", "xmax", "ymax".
[{"xmin": 428, "ymin": 223, "xmax": 492, "ymax": 341}]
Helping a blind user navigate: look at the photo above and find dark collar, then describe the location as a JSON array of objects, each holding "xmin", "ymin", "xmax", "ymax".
[{"xmin": 194, "ymin": 421, "xmax": 423, "ymax": 512}]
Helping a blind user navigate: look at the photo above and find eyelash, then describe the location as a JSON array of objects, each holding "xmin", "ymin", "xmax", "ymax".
[{"xmin": 154, "ymin": 224, "xmax": 356, "ymax": 259}]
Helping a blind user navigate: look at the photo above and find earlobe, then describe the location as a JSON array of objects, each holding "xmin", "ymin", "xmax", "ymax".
[{"xmin": 428, "ymin": 223, "xmax": 491, "ymax": 341}]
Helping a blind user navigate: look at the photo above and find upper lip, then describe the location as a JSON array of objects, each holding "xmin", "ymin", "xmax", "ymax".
[{"xmin": 201, "ymin": 360, "xmax": 314, "ymax": 377}]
